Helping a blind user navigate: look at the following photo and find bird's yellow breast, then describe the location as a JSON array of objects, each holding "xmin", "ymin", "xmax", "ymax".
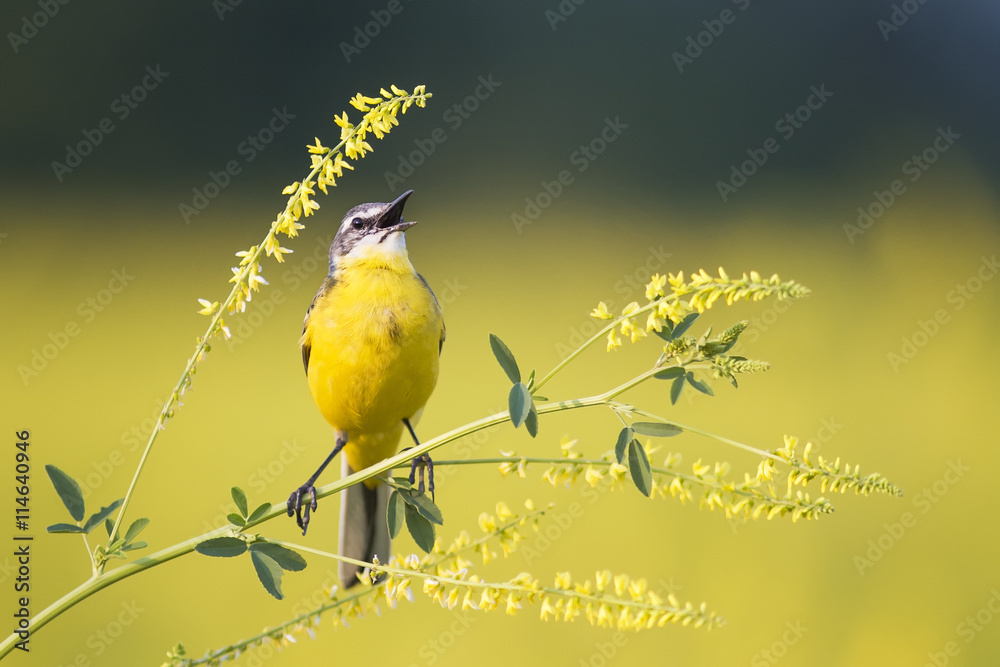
[{"xmin": 302, "ymin": 242, "xmax": 442, "ymax": 470}]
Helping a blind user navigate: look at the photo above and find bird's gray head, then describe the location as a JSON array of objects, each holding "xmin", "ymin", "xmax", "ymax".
[{"xmin": 329, "ymin": 190, "xmax": 416, "ymax": 263}]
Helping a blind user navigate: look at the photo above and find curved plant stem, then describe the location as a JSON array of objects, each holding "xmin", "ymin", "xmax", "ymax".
[
  {"xmin": 103, "ymin": 93, "xmax": 425, "ymax": 563},
  {"xmin": 0, "ymin": 385, "xmax": 622, "ymax": 659}
]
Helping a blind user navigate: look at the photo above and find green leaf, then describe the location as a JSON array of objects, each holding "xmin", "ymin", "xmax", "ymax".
[
  {"xmin": 124, "ymin": 518, "xmax": 150, "ymax": 544},
  {"xmin": 121, "ymin": 541, "xmax": 148, "ymax": 552},
  {"xmin": 82, "ymin": 499, "xmax": 123, "ymax": 534},
  {"xmin": 525, "ymin": 404, "xmax": 539, "ymax": 438},
  {"xmin": 231, "ymin": 487, "xmax": 248, "ymax": 518},
  {"xmin": 671, "ymin": 313, "xmax": 699, "ymax": 339},
  {"xmin": 653, "ymin": 367, "xmax": 684, "ymax": 380},
  {"xmin": 526, "ymin": 368, "xmax": 535, "ymax": 389},
  {"xmin": 489, "ymin": 333, "xmax": 521, "ymax": 384},
  {"xmin": 247, "ymin": 503, "xmax": 272, "ymax": 524},
  {"xmin": 250, "ymin": 550, "xmax": 285, "ymax": 600},
  {"xmin": 686, "ymin": 372, "xmax": 714, "ymax": 396},
  {"xmin": 670, "ymin": 375, "xmax": 684, "ymax": 405},
  {"xmin": 227, "ymin": 513, "xmax": 247, "ymax": 527},
  {"xmin": 47, "ymin": 523, "xmax": 85, "ymax": 533},
  {"xmin": 404, "ymin": 503, "xmax": 436, "ymax": 553},
  {"xmin": 614, "ymin": 427, "xmax": 634, "ymax": 463},
  {"xmin": 653, "ymin": 325, "xmax": 674, "ymax": 342},
  {"xmin": 249, "ymin": 543, "xmax": 307, "ymax": 572},
  {"xmin": 45, "ymin": 465, "xmax": 85, "ymax": 521},
  {"xmin": 400, "ymin": 489, "xmax": 444, "ymax": 525},
  {"xmin": 508, "ymin": 382, "xmax": 532, "ymax": 428},
  {"xmin": 387, "ymin": 491, "xmax": 405, "ymax": 539},
  {"xmin": 196, "ymin": 537, "xmax": 248, "ymax": 558},
  {"xmin": 105, "ymin": 518, "xmax": 114, "ymax": 537},
  {"xmin": 632, "ymin": 421, "xmax": 683, "ymax": 438},
  {"xmin": 628, "ymin": 440, "xmax": 653, "ymax": 497},
  {"xmin": 386, "ymin": 476, "xmax": 413, "ymax": 491}
]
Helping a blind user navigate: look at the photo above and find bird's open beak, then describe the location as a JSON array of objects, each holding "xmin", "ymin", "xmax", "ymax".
[{"xmin": 376, "ymin": 189, "xmax": 417, "ymax": 235}]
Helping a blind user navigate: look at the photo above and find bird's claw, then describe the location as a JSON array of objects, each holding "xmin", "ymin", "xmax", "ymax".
[
  {"xmin": 287, "ymin": 483, "xmax": 318, "ymax": 535},
  {"xmin": 408, "ymin": 453, "xmax": 435, "ymax": 500}
]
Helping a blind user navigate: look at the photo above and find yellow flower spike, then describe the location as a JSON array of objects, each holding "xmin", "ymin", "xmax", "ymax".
[
  {"xmin": 621, "ymin": 301, "xmax": 640, "ymax": 316},
  {"xmin": 478, "ymin": 513, "xmax": 496, "ymax": 533},
  {"xmin": 606, "ymin": 330, "xmax": 622, "ymax": 352},
  {"xmin": 446, "ymin": 587, "xmax": 460, "ymax": 610},
  {"xmin": 597, "ymin": 604, "xmax": 614, "ymax": 627},
  {"xmin": 646, "ymin": 311, "xmax": 666, "ymax": 332},
  {"xmin": 645, "ymin": 273, "xmax": 667, "ymax": 300},
  {"xmin": 539, "ymin": 597, "xmax": 557, "ymax": 621},
  {"xmin": 197, "ymin": 299, "xmax": 219, "ymax": 316},
  {"xmin": 555, "ymin": 572, "xmax": 572, "ymax": 590},
  {"xmin": 595, "ymin": 570, "xmax": 612, "ymax": 593},
  {"xmin": 496, "ymin": 502, "xmax": 514, "ymax": 522},
  {"xmin": 505, "ymin": 594, "xmax": 521, "ymax": 616},
  {"xmin": 613, "ymin": 573, "xmax": 629, "ymax": 597},
  {"xmin": 585, "ymin": 467, "xmax": 604, "ymax": 487},
  {"xmin": 590, "ymin": 301, "xmax": 614, "ymax": 319}
]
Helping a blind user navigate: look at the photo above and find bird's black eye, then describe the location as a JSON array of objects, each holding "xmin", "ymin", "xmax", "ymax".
[{"xmin": 351, "ymin": 217, "xmax": 364, "ymax": 230}]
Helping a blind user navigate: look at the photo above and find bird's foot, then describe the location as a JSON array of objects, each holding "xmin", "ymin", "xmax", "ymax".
[
  {"xmin": 287, "ymin": 483, "xmax": 318, "ymax": 535},
  {"xmin": 408, "ymin": 453, "xmax": 435, "ymax": 500}
]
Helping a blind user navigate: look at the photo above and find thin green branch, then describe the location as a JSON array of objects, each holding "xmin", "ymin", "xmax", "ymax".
[
  {"xmin": 104, "ymin": 91, "xmax": 428, "ymax": 561},
  {"xmin": 176, "ymin": 509, "xmax": 547, "ymax": 666}
]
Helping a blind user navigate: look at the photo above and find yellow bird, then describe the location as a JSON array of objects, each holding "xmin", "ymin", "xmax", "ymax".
[{"xmin": 288, "ymin": 190, "xmax": 445, "ymax": 586}]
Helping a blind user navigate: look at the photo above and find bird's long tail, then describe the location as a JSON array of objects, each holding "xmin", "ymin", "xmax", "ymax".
[{"xmin": 338, "ymin": 456, "xmax": 391, "ymax": 587}]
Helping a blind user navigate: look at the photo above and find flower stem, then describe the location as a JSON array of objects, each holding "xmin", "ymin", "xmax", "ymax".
[{"xmin": 103, "ymin": 94, "xmax": 422, "ymax": 562}]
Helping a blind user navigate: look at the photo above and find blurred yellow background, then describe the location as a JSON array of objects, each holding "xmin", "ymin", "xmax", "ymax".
[{"xmin": 3, "ymin": 148, "xmax": 999, "ymax": 665}]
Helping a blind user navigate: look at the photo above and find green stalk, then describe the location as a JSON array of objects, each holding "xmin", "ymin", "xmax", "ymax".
[
  {"xmin": 0, "ymin": 353, "xmax": 666, "ymax": 657},
  {"xmin": 532, "ymin": 300, "xmax": 660, "ymax": 393},
  {"xmin": 104, "ymin": 93, "xmax": 425, "ymax": 560},
  {"xmin": 0, "ymin": 389, "xmax": 611, "ymax": 659}
]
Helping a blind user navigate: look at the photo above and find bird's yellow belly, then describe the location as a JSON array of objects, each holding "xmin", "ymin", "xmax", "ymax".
[{"xmin": 305, "ymin": 267, "xmax": 441, "ymax": 446}]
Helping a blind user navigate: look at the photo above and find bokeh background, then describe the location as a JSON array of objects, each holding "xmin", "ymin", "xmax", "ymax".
[{"xmin": 3, "ymin": 1, "xmax": 999, "ymax": 665}]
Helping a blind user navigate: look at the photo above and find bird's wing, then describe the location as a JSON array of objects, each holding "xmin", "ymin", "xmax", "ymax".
[
  {"xmin": 417, "ymin": 272, "xmax": 446, "ymax": 354},
  {"xmin": 301, "ymin": 274, "xmax": 337, "ymax": 374}
]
